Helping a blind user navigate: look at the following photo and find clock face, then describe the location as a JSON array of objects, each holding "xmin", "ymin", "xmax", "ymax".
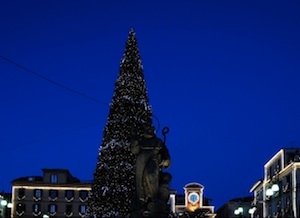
[{"xmin": 188, "ymin": 192, "xmax": 199, "ymax": 204}]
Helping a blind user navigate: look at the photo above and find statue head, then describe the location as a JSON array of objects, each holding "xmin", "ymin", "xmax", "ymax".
[{"xmin": 143, "ymin": 125, "xmax": 155, "ymax": 138}]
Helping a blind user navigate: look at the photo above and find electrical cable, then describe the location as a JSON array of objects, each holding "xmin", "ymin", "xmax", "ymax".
[
  {"xmin": 0, "ymin": 55, "xmax": 162, "ymax": 145},
  {"xmin": 0, "ymin": 55, "xmax": 108, "ymax": 105},
  {"xmin": 1, "ymin": 55, "xmax": 162, "ymax": 128}
]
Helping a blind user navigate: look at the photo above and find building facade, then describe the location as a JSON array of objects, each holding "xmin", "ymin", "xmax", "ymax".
[
  {"xmin": 249, "ymin": 179, "xmax": 263, "ymax": 218},
  {"xmin": 169, "ymin": 182, "xmax": 216, "ymax": 217},
  {"xmin": 250, "ymin": 148, "xmax": 300, "ymax": 217},
  {"xmin": 11, "ymin": 169, "xmax": 91, "ymax": 218},
  {"xmin": 11, "ymin": 169, "xmax": 215, "ymax": 218}
]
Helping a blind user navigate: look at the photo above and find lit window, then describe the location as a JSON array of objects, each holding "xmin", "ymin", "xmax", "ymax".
[
  {"xmin": 33, "ymin": 204, "xmax": 41, "ymax": 214},
  {"xmin": 49, "ymin": 204, "xmax": 57, "ymax": 215},
  {"xmin": 51, "ymin": 174, "xmax": 57, "ymax": 183},
  {"xmin": 79, "ymin": 205, "xmax": 86, "ymax": 214},
  {"xmin": 65, "ymin": 190, "xmax": 74, "ymax": 201},
  {"xmin": 34, "ymin": 189, "xmax": 43, "ymax": 200},
  {"xmin": 17, "ymin": 188, "xmax": 25, "ymax": 200},
  {"xmin": 49, "ymin": 190, "xmax": 58, "ymax": 200},
  {"xmin": 79, "ymin": 190, "xmax": 88, "ymax": 202}
]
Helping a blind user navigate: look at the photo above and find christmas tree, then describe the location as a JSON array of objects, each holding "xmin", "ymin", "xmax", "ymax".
[{"xmin": 87, "ymin": 29, "xmax": 154, "ymax": 217}]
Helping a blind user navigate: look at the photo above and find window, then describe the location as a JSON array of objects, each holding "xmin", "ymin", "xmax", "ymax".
[
  {"xmin": 49, "ymin": 190, "xmax": 58, "ymax": 200},
  {"xmin": 16, "ymin": 203, "xmax": 25, "ymax": 215},
  {"xmin": 267, "ymin": 168, "xmax": 271, "ymax": 180},
  {"xmin": 34, "ymin": 189, "xmax": 43, "ymax": 200},
  {"xmin": 17, "ymin": 188, "xmax": 25, "ymax": 200},
  {"xmin": 33, "ymin": 204, "xmax": 41, "ymax": 215},
  {"xmin": 65, "ymin": 190, "xmax": 74, "ymax": 201},
  {"xmin": 49, "ymin": 204, "xmax": 57, "ymax": 215},
  {"xmin": 51, "ymin": 174, "xmax": 57, "ymax": 183},
  {"xmin": 79, "ymin": 190, "xmax": 88, "ymax": 202},
  {"xmin": 283, "ymin": 175, "xmax": 291, "ymax": 193},
  {"xmin": 79, "ymin": 205, "xmax": 86, "ymax": 215},
  {"xmin": 277, "ymin": 159, "xmax": 281, "ymax": 171},
  {"xmin": 65, "ymin": 205, "xmax": 73, "ymax": 217}
]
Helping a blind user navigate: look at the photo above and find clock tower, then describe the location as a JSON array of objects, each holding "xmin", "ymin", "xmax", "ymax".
[{"xmin": 184, "ymin": 182, "xmax": 204, "ymax": 212}]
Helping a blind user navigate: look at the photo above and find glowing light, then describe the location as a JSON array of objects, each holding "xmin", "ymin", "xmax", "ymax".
[
  {"xmin": 238, "ymin": 206, "xmax": 243, "ymax": 213},
  {"xmin": 272, "ymin": 183, "xmax": 279, "ymax": 192},
  {"xmin": 249, "ymin": 207, "xmax": 256, "ymax": 214},
  {"xmin": 0, "ymin": 200, "xmax": 7, "ymax": 206},
  {"xmin": 188, "ymin": 192, "xmax": 199, "ymax": 204},
  {"xmin": 13, "ymin": 185, "xmax": 90, "ymax": 191},
  {"xmin": 266, "ymin": 188, "xmax": 274, "ymax": 196},
  {"xmin": 234, "ymin": 207, "xmax": 243, "ymax": 215}
]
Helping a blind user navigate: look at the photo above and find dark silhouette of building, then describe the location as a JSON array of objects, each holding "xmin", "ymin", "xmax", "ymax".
[{"xmin": 216, "ymin": 196, "xmax": 253, "ymax": 218}]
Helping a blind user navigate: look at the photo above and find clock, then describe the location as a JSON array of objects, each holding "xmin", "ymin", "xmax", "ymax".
[{"xmin": 188, "ymin": 192, "xmax": 199, "ymax": 204}]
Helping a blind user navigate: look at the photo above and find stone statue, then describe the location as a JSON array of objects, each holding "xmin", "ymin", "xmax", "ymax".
[{"xmin": 131, "ymin": 125, "xmax": 171, "ymax": 218}]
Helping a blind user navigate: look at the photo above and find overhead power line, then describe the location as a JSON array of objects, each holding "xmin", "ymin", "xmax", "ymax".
[
  {"xmin": 0, "ymin": 55, "xmax": 108, "ymax": 105},
  {"xmin": 0, "ymin": 55, "xmax": 161, "ymax": 131}
]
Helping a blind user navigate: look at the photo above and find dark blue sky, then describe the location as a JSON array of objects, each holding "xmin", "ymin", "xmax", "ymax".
[{"xmin": 1, "ymin": 0, "xmax": 300, "ymax": 209}]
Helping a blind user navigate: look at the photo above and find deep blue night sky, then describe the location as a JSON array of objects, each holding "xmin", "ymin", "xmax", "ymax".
[{"xmin": 1, "ymin": 1, "xmax": 300, "ymax": 209}]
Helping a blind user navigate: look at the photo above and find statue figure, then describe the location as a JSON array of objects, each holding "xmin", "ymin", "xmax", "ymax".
[{"xmin": 131, "ymin": 125, "xmax": 171, "ymax": 218}]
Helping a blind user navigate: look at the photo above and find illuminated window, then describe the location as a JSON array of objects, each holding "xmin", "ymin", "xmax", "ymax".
[
  {"xmin": 18, "ymin": 188, "xmax": 25, "ymax": 200},
  {"xmin": 79, "ymin": 205, "xmax": 86, "ymax": 214},
  {"xmin": 79, "ymin": 190, "xmax": 88, "ymax": 201},
  {"xmin": 49, "ymin": 204, "xmax": 57, "ymax": 214},
  {"xmin": 49, "ymin": 190, "xmax": 58, "ymax": 200},
  {"xmin": 32, "ymin": 204, "xmax": 41, "ymax": 214},
  {"xmin": 51, "ymin": 174, "xmax": 57, "ymax": 183},
  {"xmin": 34, "ymin": 189, "xmax": 42, "ymax": 200}
]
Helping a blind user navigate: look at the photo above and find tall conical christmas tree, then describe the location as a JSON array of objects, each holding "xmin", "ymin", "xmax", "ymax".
[{"xmin": 88, "ymin": 29, "xmax": 154, "ymax": 217}]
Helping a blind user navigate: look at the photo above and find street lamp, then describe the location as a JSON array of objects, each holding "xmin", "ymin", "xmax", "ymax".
[
  {"xmin": 266, "ymin": 182, "xmax": 280, "ymax": 197},
  {"xmin": 271, "ymin": 183, "xmax": 279, "ymax": 192},
  {"xmin": 234, "ymin": 206, "xmax": 256, "ymax": 217},
  {"xmin": 266, "ymin": 187, "xmax": 274, "ymax": 196},
  {"xmin": 234, "ymin": 206, "xmax": 244, "ymax": 217},
  {"xmin": 0, "ymin": 200, "xmax": 7, "ymax": 206},
  {"xmin": 248, "ymin": 207, "xmax": 257, "ymax": 218}
]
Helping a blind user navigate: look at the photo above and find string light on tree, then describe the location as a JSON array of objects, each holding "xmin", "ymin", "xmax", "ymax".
[{"xmin": 87, "ymin": 29, "xmax": 154, "ymax": 217}]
